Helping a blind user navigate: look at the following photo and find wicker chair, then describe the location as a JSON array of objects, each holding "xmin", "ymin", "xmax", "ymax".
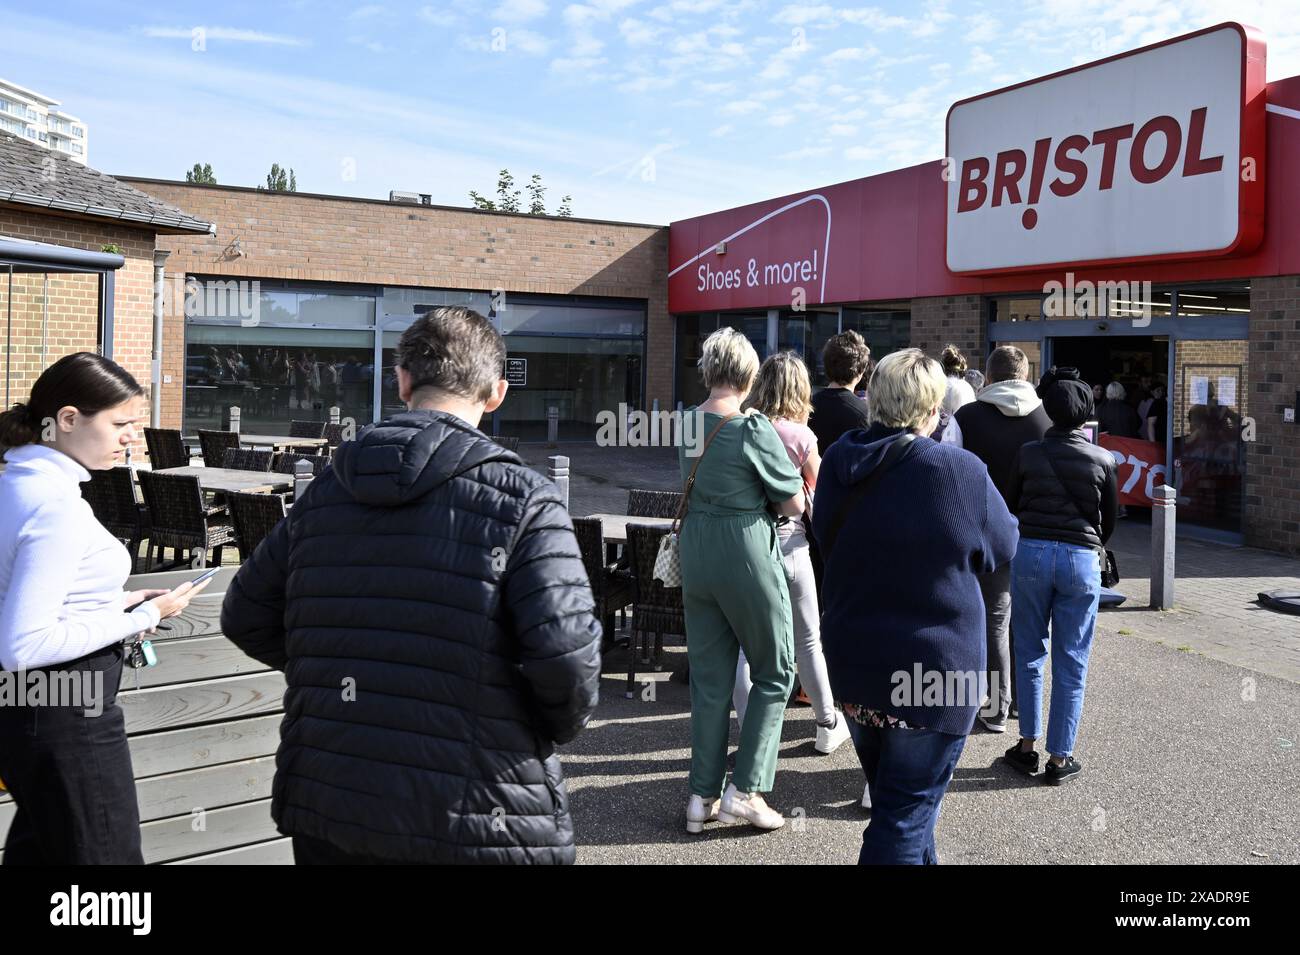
[
  {"xmin": 288, "ymin": 419, "xmax": 326, "ymax": 455},
  {"xmin": 222, "ymin": 447, "xmax": 274, "ymax": 472},
  {"xmin": 289, "ymin": 419, "xmax": 326, "ymax": 438},
  {"xmin": 136, "ymin": 469, "xmax": 235, "ymax": 569},
  {"xmin": 272, "ymin": 452, "xmax": 331, "ymax": 477},
  {"xmin": 625, "ymin": 523, "xmax": 686, "ymax": 698},
  {"xmin": 627, "ymin": 488, "xmax": 684, "ymax": 519},
  {"xmin": 323, "ymin": 422, "xmax": 349, "ymax": 453},
  {"xmin": 197, "ymin": 429, "xmax": 240, "ymax": 468},
  {"xmin": 81, "ymin": 467, "xmax": 152, "ymax": 572},
  {"xmin": 494, "ymin": 435, "xmax": 521, "ymax": 452},
  {"xmin": 226, "ymin": 491, "xmax": 288, "ymax": 561},
  {"xmin": 144, "ymin": 427, "xmax": 191, "ymax": 470},
  {"xmin": 572, "ymin": 517, "xmax": 634, "ymax": 652}
]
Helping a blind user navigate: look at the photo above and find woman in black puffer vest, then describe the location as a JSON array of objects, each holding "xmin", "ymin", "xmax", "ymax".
[{"xmin": 1003, "ymin": 378, "xmax": 1118, "ymax": 787}]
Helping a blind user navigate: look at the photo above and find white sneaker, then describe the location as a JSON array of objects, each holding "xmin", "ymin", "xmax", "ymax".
[
  {"xmin": 861, "ymin": 783, "xmax": 872, "ymax": 811},
  {"xmin": 814, "ymin": 714, "xmax": 851, "ymax": 754},
  {"xmin": 719, "ymin": 783, "xmax": 784, "ymax": 830},
  {"xmin": 685, "ymin": 794, "xmax": 721, "ymax": 834}
]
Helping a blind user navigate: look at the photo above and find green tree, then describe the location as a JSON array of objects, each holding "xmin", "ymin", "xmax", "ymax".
[
  {"xmin": 185, "ymin": 162, "xmax": 217, "ymax": 184},
  {"xmin": 526, "ymin": 173, "xmax": 546, "ymax": 215},
  {"xmin": 263, "ymin": 163, "xmax": 297, "ymax": 192},
  {"xmin": 469, "ymin": 169, "xmax": 572, "ymax": 216}
]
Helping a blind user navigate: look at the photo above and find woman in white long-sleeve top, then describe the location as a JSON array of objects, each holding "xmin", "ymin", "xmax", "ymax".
[{"xmin": 0, "ymin": 353, "xmax": 208, "ymax": 864}]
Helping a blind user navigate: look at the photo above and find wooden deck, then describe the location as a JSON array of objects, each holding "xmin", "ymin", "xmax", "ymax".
[{"xmin": 0, "ymin": 566, "xmax": 292, "ymax": 864}]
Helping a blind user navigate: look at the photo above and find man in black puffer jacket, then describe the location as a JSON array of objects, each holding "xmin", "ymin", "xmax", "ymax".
[
  {"xmin": 220, "ymin": 307, "xmax": 602, "ymax": 864},
  {"xmin": 955, "ymin": 345, "xmax": 1051, "ymax": 732}
]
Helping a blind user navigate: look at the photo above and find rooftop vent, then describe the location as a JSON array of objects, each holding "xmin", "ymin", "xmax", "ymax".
[{"xmin": 389, "ymin": 190, "xmax": 433, "ymax": 205}]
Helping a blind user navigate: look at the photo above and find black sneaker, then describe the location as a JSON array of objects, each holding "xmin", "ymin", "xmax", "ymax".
[
  {"xmin": 1043, "ymin": 756, "xmax": 1083, "ymax": 785},
  {"xmin": 1002, "ymin": 742, "xmax": 1039, "ymax": 775}
]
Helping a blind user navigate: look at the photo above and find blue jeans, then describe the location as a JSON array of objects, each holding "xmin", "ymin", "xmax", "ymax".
[
  {"xmin": 845, "ymin": 717, "xmax": 966, "ymax": 865},
  {"xmin": 1011, "ymin": 538, "xmax": 1101, "ymax": 758}
]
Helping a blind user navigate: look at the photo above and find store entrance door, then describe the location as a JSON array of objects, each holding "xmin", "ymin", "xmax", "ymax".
[{"xmin": 1040, "ymin": 327, "xmax": 1247, "ymax": 541}]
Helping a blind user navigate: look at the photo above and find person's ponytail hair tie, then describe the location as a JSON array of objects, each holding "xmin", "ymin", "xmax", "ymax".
[{"xmin": 0, "ymin": 401, "xmax": 38, "ymax": 449}]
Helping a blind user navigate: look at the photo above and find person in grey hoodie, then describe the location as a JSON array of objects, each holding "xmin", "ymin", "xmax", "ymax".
[{"xmin": 953, "ymin": 346, "xmax": 1051, "ymax": 732}]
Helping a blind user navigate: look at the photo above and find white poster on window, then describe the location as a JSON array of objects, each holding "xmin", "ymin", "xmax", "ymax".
[
  {"xmin": 1217, "ymin": 375, "xmax": 1237, "ymax": 407},
  {"xmin": 1190, "ymin": 375, "xmax": 1209, "ymax": 405}
]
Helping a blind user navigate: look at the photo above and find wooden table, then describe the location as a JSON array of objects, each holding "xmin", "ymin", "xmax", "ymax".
[
  {"xmin": 154, "ymin": 466, "xmax": 293, "ymax": 495},
  {"xmin": 236, "ymin": 434, "xmax": 328, "ymax": 451},
  {"xmin": 585, "ymin": 513, "xmax": 674, "ymax": 543}
]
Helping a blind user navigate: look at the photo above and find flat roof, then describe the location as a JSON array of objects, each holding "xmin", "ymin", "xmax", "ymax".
[{"xmin": 116, "ymin": 177, "xmax": 668, "ymax": 231}]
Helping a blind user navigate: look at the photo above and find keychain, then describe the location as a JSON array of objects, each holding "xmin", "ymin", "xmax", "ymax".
[{"xmin": 126, "ymin": 637, "xmax": 158, "ymax": 690}]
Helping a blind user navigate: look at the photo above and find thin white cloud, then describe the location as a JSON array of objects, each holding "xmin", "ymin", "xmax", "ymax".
[
  {"xmin": 772, "ymin": 4, "xmax": 838, "ymax": 26},
  {"xmin": 777, "ymin": 145, "xmax": 831, "ymax": 160},
  {"xmin": 349, "ymin": 5, "xmax": 387, "ymax": 20},
  {"xmin": 348, "ymin": 35, "xmax": 388, "ymax": 53},
  {"xmin": 461, "ymin": 27, "xmax": 552, "ymax": 54},
  {"xmin": 140, "ymin": 25, "xmax": 308, "ymax": 46},
  {"xmin": 843, "ymin": 145, "xmax": 881, "ymax": 160},
  {"xmin": 418, "ymin": 6, "xmax": 459, "ymax": 26},
  {"xmin": 552, "ymin": 55, "xmax": 609, "ymax": 74},
  {"xmin": 495, "ymin": 0, "xmax": 549, "ymax": 21},
  {"xmin": 619, "ymin": 18, "xmax": 664, "ymax": 45}
]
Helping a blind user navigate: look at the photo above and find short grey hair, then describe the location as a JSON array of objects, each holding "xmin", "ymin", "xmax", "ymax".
[
  {"xmin": 1106, "ymin": 381, "xmax": 1126, "ymax": 401},
  {"xmin": 698, "ymin": 326, "xmax": 759, "ymax": 393},
  {"xmin": 868, "ymin": 348, "xmax": 947, "ymax": 429},
  {"xmin": 396, "ymin": 306, "xmax": 505, "ymax": 402}
]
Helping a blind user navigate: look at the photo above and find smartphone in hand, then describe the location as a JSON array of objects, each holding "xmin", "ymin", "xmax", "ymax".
[{"xmin": 190, "ymin": 568, "xmax": 220, "ymax": 587}]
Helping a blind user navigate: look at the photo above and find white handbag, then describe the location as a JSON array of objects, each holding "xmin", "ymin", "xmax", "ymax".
[{"xmin": 652, "ymin": 413, "xmax": 737, "ymax": 587}]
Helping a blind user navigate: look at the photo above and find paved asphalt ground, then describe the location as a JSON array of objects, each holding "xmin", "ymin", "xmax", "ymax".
[{"xmin": 523, "ymin": 443, "xmax": 1299, "ymax": 865}]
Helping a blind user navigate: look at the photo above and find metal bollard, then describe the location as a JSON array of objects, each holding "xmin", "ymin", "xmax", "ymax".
[
  {"xmin": 293, "ymin": 458, "xmax": 314, "ymax": 501},
  {"xmin": 546, "ymin": 406, "xmax": 559, "ymax": 446},
  {"xmin": 548, "ymin": 455, "xmax": 569, "ymax": 510},
  {"xmin": 1150, "ymin": 484, "xmax": 1176, "ymax": 609},
  {"xmin": 224, "ymin": 405, "xmax": 241, "ymax": 434}
]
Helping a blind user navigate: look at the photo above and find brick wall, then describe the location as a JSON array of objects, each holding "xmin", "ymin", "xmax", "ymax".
[
  {"xmin": 0, "ymin": 208, "xmax": 160, "ymax": 454},
  {"xmin": 1245, "ymin": 275, "xmax": 1300, "ymax": 554},
  {"xmin": 123, "ymin": 181, "xmax": 671, "ymax": 422},
  {"xmin": 908, "ymin": 294, "xmax": 985, "ymax": 365}
]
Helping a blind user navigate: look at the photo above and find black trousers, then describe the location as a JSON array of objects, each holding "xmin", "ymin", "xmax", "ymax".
[
  {"xmin": 0, "ymin": 643, "xmax": 144, "ymax": 865},
  {"xmin": 292, "ymin": 834, "xmax": 402, "ymax": 866}
]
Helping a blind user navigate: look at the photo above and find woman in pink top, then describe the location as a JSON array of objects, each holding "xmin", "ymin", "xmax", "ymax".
[{"xmin": 736, "ymin": 352, "xmax": 851, "ymax": 755}]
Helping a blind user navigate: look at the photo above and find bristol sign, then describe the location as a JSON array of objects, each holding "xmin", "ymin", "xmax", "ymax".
[{"xmin": 945, "ymin": 22, "xmax": 1266, "ymax": 273}]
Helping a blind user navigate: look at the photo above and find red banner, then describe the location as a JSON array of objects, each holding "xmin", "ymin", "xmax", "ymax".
[{"xmin": 1098, "ymin": 435, "xmax": 1168, "ymax": 506}]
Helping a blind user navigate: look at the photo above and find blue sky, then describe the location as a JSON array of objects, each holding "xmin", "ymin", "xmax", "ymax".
[{"xmin": 4, "ymin": 1, "xmax": 1299, "ymax": 224}]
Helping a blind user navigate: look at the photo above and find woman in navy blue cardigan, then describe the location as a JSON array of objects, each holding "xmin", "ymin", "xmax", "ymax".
[{"xmin": 813, "ymin": 349, "xmax": 1019, "ymax": 865}]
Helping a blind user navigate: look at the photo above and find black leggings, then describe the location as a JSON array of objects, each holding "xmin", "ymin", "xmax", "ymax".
[{"xmin": 0, "ymin": 643, "xmax": 143, "ymax": 865}]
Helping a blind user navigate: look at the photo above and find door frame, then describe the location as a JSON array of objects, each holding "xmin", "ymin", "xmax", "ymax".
[{"xmin": 988, "ymin": 309, "xmax": 1250, "ymax": 545}]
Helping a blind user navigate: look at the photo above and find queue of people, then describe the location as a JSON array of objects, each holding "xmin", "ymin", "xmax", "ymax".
[
  {"xmin": 0, "ymin": 315, "xmax": 1116, "ymax": 866},
  {"xmin": 676, "ymin": 332, "xmax": 1118, "ymax": 863}
]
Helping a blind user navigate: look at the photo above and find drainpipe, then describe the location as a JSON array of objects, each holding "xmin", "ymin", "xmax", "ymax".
[{"xmin": 151, "ymin": 249, "xmax": 169, "ymax": 427}]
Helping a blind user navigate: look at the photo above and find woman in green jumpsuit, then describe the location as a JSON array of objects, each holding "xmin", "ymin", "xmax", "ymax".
[{"xmin": 679, "ymin": 328, "xmax": 805, "ymax": 834}]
